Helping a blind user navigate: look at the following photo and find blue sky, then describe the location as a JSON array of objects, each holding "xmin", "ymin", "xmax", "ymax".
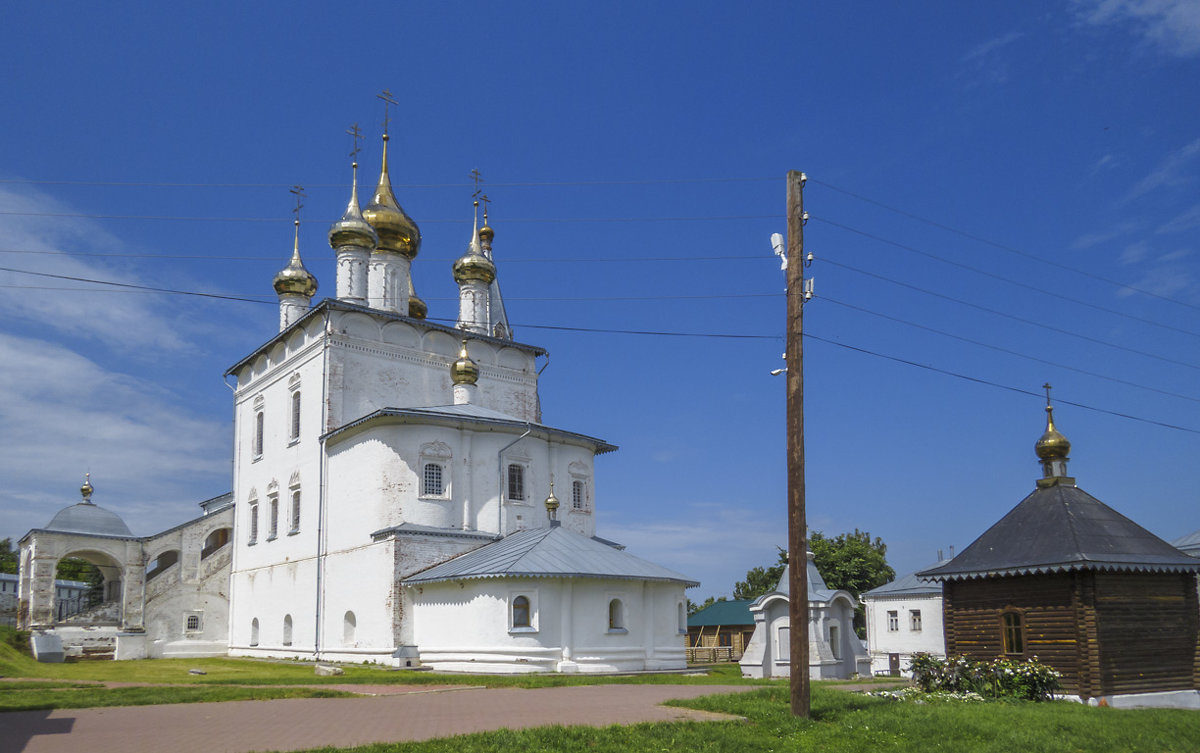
[{"xmin": 1, "ymin": 2, "xmax": 1198, "ymax": 598}]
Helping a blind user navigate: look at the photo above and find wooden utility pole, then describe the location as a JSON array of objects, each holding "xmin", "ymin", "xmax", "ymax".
[{"xmin": 785, "ymin": 170, "xmax": 810, "ymax": 717}]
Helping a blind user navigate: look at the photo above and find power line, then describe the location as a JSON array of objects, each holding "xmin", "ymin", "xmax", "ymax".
[
  {"xmin": 814, "ymin": 216, "xmax": 1200, "ymax": 339},
  {"xmin": 0, "ymin": 266, "xmax": 271, "ymax": 304},
  {"xmin": 822, "ymin": 257, "xmax": 1200, "ymax": 372},
  {"xmin": 0, "ymin": 176, "xmax": 778, "ymax": 189},
  {"xmin": 821, "ymin": 295, "xmax": 1200, "ymax": 404},
  {"xmin": 811, "ymin": 178, "xmax": 1200, "ymax": 312},
  {"xmin": 803, "ymin": 332, "xmax": 1200, "ymax": 435},
  {"xmin": 0, "ymin": 210, "xmax": 775, "ymax": 224}
]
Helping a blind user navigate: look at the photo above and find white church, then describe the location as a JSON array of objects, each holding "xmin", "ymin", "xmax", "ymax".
[{"xmin": 15, "ymin": 130, "xmax": 696, "ymax": 673}]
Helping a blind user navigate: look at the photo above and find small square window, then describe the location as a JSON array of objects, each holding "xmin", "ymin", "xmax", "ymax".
[{"xmin": 185, "ymin": 614, "xmax": 202, "ymax": 632}]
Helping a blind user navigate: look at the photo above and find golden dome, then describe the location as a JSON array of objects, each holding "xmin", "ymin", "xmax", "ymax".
[
  {"xmin": 408, "ymin": 292, "xmax": 427, "ymax": 320},
  {"xmin": 274, "ymin": 222, "xmax": 319, "ymax": 298},
  {"xmin": 479, "ymin": 224, "xmax": 494, "ymax": 244},
  {"xmin": 544, "ymin": 482, "xmax": 560, "ymax": 518},
  {"xmin": 328, "ymin": 162, "xmax": 379, "ymax": 251},
  {"xmin": 80, "ymin": 472, "xmax": 94, "ymax": 502},
  {"xmin": 450, "ymin": 339, "xmax": 479, "ymax": 385},
  {"xmin": 1035, "ymin": 404, "xmax": 1071, "ymax": 460},
  {"xmin": 362, "ymin": 134, "xmax": 421, "ymax": 259}
]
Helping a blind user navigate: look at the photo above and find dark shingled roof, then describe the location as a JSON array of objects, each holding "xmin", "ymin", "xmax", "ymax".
[
  {"xmin": 918, "ymin": 484, "xmax": 1200, "ymax": 582},
  {"xmin": 688, "ymin": 599, "xmax": 755, "ymax": 627}
]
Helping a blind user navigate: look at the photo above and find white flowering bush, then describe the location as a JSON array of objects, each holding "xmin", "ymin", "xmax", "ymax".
[{"xmin": 906, "ymin": 653, "xmax": 1061, "ymax": 701}]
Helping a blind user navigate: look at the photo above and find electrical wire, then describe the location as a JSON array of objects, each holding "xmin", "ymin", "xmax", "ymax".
[
  {"xmin": 0, "ymin": 210, "xmax": 775, "ymax": 224},
  {"xmin": 821, "ymin": 295, "xmax": 1200, "ymax": 404},
  {"xmin": 821, "ymin": 257, "xmax": 1200, "ymax": 372},
  {"xmin": 814, "ymin": 216, "xmax": 1200, "ymax": 339},
  {"xmin": 810, "ymin": 177, "xmax": 1200, "ymax": 312}
]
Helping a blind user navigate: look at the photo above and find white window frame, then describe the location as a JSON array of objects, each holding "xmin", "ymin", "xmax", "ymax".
[
  {"xmin": 909, "ymin": 609, "xmax": 922, "ymax": 632},
  {"xmin": 419, "ymin": 441, "xmax": 452, "ymax": 501},
  {"xmin": 887, "ymin": 609, "xmax": 899, "ymax": 632},
  {"xmin": 509, "ymin": 590, "xmax": 538, "ymax": 633},
  {"xmin": 289, "ymin": 390, "xmax": 301, "ymax": 444},
  {"xmin": 253, "ymin": 409, "xmax": 265, "ymax": 460},
  {"xmin": 184, "ymin": 613, "xmax": 203, "ymax": 633},
  {"xmin": 507, "ymin": 463, "xmax": 527, "ymax": 502},
  {"xmin": 288, "ymin": 488, "xmax": 301, "ymax": 535},
  {"xmin": 267, "ymin": 492, "xmax": 279, "ymax": 541},
  {"xmin": 568, "ymin": 461, "xmax": 591, "ymax": 513},
  {"xmin": 247, "ymin": 493, "xmax": 259, "ymax": 545}
]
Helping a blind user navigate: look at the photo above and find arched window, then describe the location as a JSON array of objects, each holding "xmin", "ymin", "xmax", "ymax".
[
  {"xmin": 608, "ymin": 599, "xmax": 625, "ymax": 631},
  {"xmin": 508, "ymin": 464, "xmax": 525, "ymax": 501},
  {"xmin": 290, "ymin": 391, "xmax": 301, "ymax": 442},
  {"xmin": 343, "ymin": 611, "xmax": 356, "ymax": 646},
  {"xmin": 1002, "ymin": 612, "xmax": 1024, "ymax": 655},
  {"xmin": 512, "ymin": 595, "xmax": 531, "ymax": 628},
  {"xmin": 283, "ymin": 614, "xmax": 293, "ymax": 646},
  {"xmin": 145, "ymin": 550, "xmax": 180, "ymax": 580},
  {"xmin": 829, "ymin": 624, "xmax": 841, "ymax": 659},
  {"xmin": 201, "ymin": 528, "xmax": 231, "ymax": 559},
  {"xmin": 423, "ymin": 463, "xmax": 444, "ymax": 496},
  {"xmin": 250, "ymin": 618, "xmax": 260, "ymax": 647},
  {"xmin": 572, "ymin": 480, "xmax": 584, "ymax": 510},
  {"xmin": 253, "ymin": 410, "xmax": 265, "ymax": 458}
]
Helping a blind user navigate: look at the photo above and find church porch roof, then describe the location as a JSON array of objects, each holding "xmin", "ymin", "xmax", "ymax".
[{"xmin": 403, "ymin": 524, "xmax": 698, "ymax": 587}]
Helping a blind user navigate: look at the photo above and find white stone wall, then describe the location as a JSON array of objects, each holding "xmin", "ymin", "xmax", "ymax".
[
  {"xmin": 862, "ymin": 593, "xmax": 945, "ymax": 675},
  {"xmin": 740, "ymin": 591, "xmax": 869, "ymax": 680},
  {"xmin": 410, "ymin": 577, "xmax": 687, "ymax": 673}
]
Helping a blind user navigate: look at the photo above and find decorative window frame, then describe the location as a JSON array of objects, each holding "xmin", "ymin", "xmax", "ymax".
[
  {"xmin": 509, "ymin": 590, "xmax": 538, "ymax": 633},
  {"xmin": 287, "ymin": 373, "xmax": 302, "ymax": 445},
  {"xmin": 247, "ymin": 489, "xmax": 259, "ymax": 546},
  {"xmin": 504, "ymin": 453, "xmax": 531, "ymax": 505},
  {"xmin": 266, "ymin": 480, "xmax": 279, "ymax": 541},
  {"xmin": 252, "ymin": 394, "xmax": 265, "ymax": 462},
  {"xmin": 568, "ymin": 461, "xmax": 591, "ymax": 513},
  {"xmin": 288, "ymin": 473, "xmax": 301, "ymax": 535},
  {"xmin": 418, "ymin": 441, "xmax": 453, "ymax": 501}
]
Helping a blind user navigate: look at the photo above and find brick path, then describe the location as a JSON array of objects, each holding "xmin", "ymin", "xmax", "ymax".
[{"xmin": 1, "ymin": 684, "xmax": 755, "ymax": 753}]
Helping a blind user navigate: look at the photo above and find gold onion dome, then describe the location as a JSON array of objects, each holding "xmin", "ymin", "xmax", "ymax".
[
  {"xmin": 408, "ymin": 281, "xmax": 428, "ymax": 320},
  {"xmin": 453, "ymin": 205, "xmax": 497, "ymax": 284},
  {"xmin": 362, "ymin": 134, "xmax": 421, "ymax": 258},
  {"xmin": 544, "ymin": 483, "xmax": 560, "ymax": 516},
  {"xmin": 274, "ymin": 222, "xmax": 319, "ymax": 298},
  {"xmin": 328, "ymin": 163, "xmax": 378, "ymax": 249},
  {"xmin": 479, "ymin": 223, "xmax": 494, "ymax": 245},
  {"xmin": 80, "ymin": 473, "xmax": 94, "ymax": 503},
  {"xmin": 1035, "ymin": 403, "xmax": 1071, "ymax": 461},
  {"xmin": 450, "ymin": 339, "xmax": 480, "ymax": 385}
]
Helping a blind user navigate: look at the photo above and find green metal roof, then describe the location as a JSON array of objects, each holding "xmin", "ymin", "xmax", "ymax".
[{"xmin": 687, "ymin": 599, "xmax": 755, "ymax": 627}]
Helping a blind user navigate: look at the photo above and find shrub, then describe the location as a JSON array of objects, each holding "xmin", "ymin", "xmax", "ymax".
[{"xmin": 908, "ymin": 653, "xmax": 1061, "ymax": 701}]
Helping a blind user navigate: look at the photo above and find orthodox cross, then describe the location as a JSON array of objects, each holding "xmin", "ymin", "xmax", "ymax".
[
  {"xmin": 470, "ymin": 168, "xmax": 484, "ymax": 199},
  {"xmin": 346, "ymin": 123, "xmax": 363, "ymax": 162},
  {"xmin": 377, "ymin": 89, "xmax": 398, "ymax": 136},
  {"xmin": 479, "ymin": 192, "xmax": 491, "ymax": 222},
  {"xmin": 1043, "ymin": 382, "xmax": 1053, "ymax": 405},
  {"xmin": 290, "ymin": 185, "xmax": 306, "ymax": 223}
]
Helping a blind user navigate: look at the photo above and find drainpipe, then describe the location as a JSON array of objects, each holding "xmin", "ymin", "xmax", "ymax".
[
  {"xmin": 314, "ymin": 307, "xmax": 331, "ymax": 659},
  {"xmin": 497, "ymin": 424, "xmax": 533, "ymax": 536}
]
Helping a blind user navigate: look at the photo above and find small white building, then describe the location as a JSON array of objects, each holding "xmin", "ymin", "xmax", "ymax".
[
  {"xmin": 861, "ymin": 560, "xmax": 947, "ymax": 676},
  {"xmin": 740, "ymin": 553, "xmax": 870, "ymax": 679}
]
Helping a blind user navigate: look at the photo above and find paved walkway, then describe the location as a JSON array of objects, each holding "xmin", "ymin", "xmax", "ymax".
[{"xmin": 1, "ymin": 684, "xmax": 755, "ymax": 753}]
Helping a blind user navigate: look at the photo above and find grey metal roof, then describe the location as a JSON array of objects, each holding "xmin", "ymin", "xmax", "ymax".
[
  {"xmin": 372, "ymin": 522, "xmax": 501, "ymax": 542},
  {"xmin": 863, "ymin": 560, "xmax": 948, "ymax": 598},
  {"xmin": 404, "ymin": 524, "xmax": 698, "ymax": 586},
  {"xmin": 324, "ymin": 405, "xmax": 618, "ymax": 454},
  {"xmin": 758, "ymin": 558, "xmax": 844, "ymax": 606},
  {"xmin": 1172, "ymin": 529, "xmax": 1200, "ymax": 557},
  {"xmin": 918, "ymin": 484, "xmax": 1200, "ymax": 582},
  {"xmin": 225, "ymin": 298, "xmax": 547, "ymax": 377},
  {"xmin": 44, "ymin": 502, "xmax": 133, "ymax": 537}
]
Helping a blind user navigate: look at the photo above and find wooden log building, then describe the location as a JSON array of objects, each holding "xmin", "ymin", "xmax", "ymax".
[{"xmin": 919, "ymin": 391, "xmax": 1200, "ymax": 699}]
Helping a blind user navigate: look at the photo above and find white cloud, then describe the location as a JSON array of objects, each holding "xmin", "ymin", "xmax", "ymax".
[
  {"xmin": 1119, "ymin": 240, "xmax": 1151, "ymax": 264},
  {"xmin": 1089, "ymin": 153, "xmax": 1119, "ymax": 176},
  {"xmin": 1070, "ymin": 221, "xmax": 1138, "ymax": 249},
  {"xmin": 1115, "ymin": 260, "xmax": 1197, "ymax": 299},
  {"xmin": 961, "ymin": 31, "xmax": 1024, "ymax": 62},
  {"xmin": 1157, "ymin": 202, "xmax": 1200, "ymax": 234},
  {"xmin": 1076, "ymin": 0, "xmax": 1200, "ymax": 57},
  {"xmin": 0, "ymin": 325, "xmax": 230, "ymax": 541},
  {"xmin": 957, "ymin": 31, "xmax": 1024, "ymax": 87},
  {"xmin": 0, "ymin": 185, "xmax": 190, "ymax": 351},
  {"xmin": 1120, "ymin": 137, "xmax": 1200, "ymax": 204}
]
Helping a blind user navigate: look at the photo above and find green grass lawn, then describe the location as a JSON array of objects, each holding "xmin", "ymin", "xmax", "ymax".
[{"xmin": 292, "ymin": 685, "xmax": 1200, "ymax": 753}]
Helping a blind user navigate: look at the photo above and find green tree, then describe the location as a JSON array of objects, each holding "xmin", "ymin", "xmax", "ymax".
[
  {"xmin": 732, "ymin": 547, "xmax": 787, "ymax": 600},
  {"xmin": 808, "ymin": 529, "xmax": 894, "ymax": 598},
  {"xmin": 687, "ymin": 595, "xmax": 727, "ymax": 615},
  {"xmin": 0, "ymin": 538, "xmax": 17, "ymax": 575}
]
